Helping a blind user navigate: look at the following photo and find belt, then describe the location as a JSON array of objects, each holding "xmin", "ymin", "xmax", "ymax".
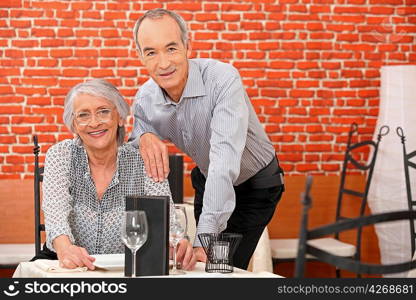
[{"xmin": 248, "ymin": 156, "xmax": 285, "ymax": 189}]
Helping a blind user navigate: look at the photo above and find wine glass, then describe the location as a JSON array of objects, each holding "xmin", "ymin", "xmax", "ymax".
[
  {"xmin": 120, "ymin": 210, "xmax": 148, "ymax": 277},
  {"xmin": 169, "ymin": 205, "xmax": 188, "ymax": 275}
]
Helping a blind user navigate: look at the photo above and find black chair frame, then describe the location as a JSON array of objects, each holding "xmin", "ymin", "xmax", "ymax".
[
  {"xmin": 272, "ymin": 123, "xmax": 389, "ymax": 278},
  {"xmin": 295, "ymin": 175, "xmax": 416, "ymax": 277},
  {"xmin": 397, "ymin": 126, "xmax": 416, "ymax": 256},
  {"xmin": 33, "ymin": 135, "xmax": 45, "ymax": 257},
  {"xmin": 335, "ymin": 123, "xmax": 389, "ymax": 263}
]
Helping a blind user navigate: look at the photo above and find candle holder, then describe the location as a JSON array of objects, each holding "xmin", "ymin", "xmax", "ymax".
[{"xmin": 198, "ymin": 233, "xmax": 242, "ymax": 273}]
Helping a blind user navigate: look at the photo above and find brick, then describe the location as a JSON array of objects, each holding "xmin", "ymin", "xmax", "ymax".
[
  {"xmin": 222, "ymin": 33, "xmax": 247, "ymax": 40},
  {"xmin": 370, "ymin": 6, "xmax": 395, "ymax": 14},
  {"xmin": 11, "ymin": 116, "xmax": 44, "ymax": 124},
  {"xmin": 306, "ymin": 144, "xmax": 332, "ymax": 152},
  {"xmin": 270, "ymin": 61, "xmax": 295, "ymax": 69},
  {"xmin": 259, "ymin": 42, "xmax": 279, "ymax": 50},
  {"xmin": 261, "ymin": 89, "xmax": 287, "ymax": 98},
  {"xmin": 22, "ymin": 77, "xmax": 58, "ymax": 86},
  {"xmin": 358, "ymin": 89, "xmax": 379, "ymax": 98},
  {"xmin": 247, "ymin": 52, "xmax": 266, "ymax": 59},
  {"xmin": 196, "ymin": 13, "xmax": 218, "ymax": 22},
  {"xmin": 27, "ymin": 97, "xmax": 51, "ymax": 105},
  {"xmin": 296, "ymin": 80, "xmax": 319, "ymax": 88},
  {"xmin": 0, "ymin": 106, "xmax": 23, "ymax": 114},
  {"xmin": 249, "ymin": 32, "xmax": 271, "ymax": 40},
  {"xmin": 234, "ymin": 61, "xmax": 267, "ymax": 69},
  {"xmin": 100, "ymin": 49, "xmax": 128, "ymax": 57},
  {"xmin": 221, "ymin": 14, "xmax": 240, "ymax": 22},
  {"xmin": 91, "ymin": 69, "xmax": 114, "ymax": 77},
  {"xmin": 241, "ymin": 22, "xmax": 263, "ymax": 30},
  {"xmin": 23, "ymin": 69, "xmax": 60, "ymax": 77},
  {"xmin": 62, "ymin": 59, "xmax": 97, "ymax": 67},
  {"xmin": 0, "ymin": 136, "xmax": 16, "ymax": 144},
  {"xmin": 34, "ymin": 125, "xmax": 59, "ymax": 132},
  {"xmin": 75, "ymin": 49, "xmax": 99, "ymax": 57},
  {"xmin": 222, "ymin": 4, "xmax": 252, "ymax": 11},
  {"xmin": 58, "ymin": 79, "xmax": 83, "ymax": 87},
  {"xmin": 0, "ymin": 68, "xmax": 20, "ymax": 76},
  {"xmin": 290, "ymin": 90, "xmax": 314, "ymax": 98},
  {"xmin": 81, "ymin": 21, "xmax": 114, "ymax": 28},
  {"xmin": 11, "ymin": 126, "xmax": 32, "ymax": 134},
  {"xmin": 51, "ymin": 49, "xmax": 73, "ymax": 58},
  {"xmin": 243, "ymin": 13, "xmax": 266, "ymax": 20},
  {"xmin": 0, "ymin": 96, "xmax": 24, "ymax": 103},
  {"xmin": 0, "ymin": 86, "xmax": 13, "ymax": 94},
  {"xmin": 37, "ymin": 58, "xmax": 58, "ymax": 67},
  {"xmin": 297, "ymin": 62, "xmax": 319, "ymax": 70},
  {"xmin": 258, "ymin": 80, "xmax": 292, "ymax": 88},
  {"xmin": 195, "ymin": 32, "xmax": 218, "ymax": 40},
  {"xmin": 63, "ymin": 69, "xmax": 89, "ymax": 77}
]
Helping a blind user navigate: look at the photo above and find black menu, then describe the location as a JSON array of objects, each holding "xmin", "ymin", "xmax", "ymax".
[{"xmin": 124, "ymin": 195, "xmax": 170, "ymax": 276}]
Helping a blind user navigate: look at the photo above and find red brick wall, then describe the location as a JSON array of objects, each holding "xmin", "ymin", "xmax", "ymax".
[{"xmin": 1, "ymin": 0, "xmax": 415, "ymax": 179}]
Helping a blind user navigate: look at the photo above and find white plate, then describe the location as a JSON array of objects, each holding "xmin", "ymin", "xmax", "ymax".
[{"xmin": 91, "ymin": 254, "xmax": 124, "ymax": 270}]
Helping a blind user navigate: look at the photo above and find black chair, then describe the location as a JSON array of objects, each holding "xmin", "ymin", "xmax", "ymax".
[
  {"xmin": 270, "ymin": 123, "xmax": 389, "ymax": 277},
  {"xmin": 335, "ymin": 123, "xmax": 389, "ymax": 264},
  {"xmin": 295, "ymin": 175, "xmax": 416, "ymax": 277},
  {"xmin": 33, "ymin": 135, "xmax": 45, "ymax": 257},
  {"xmin": 397, "ymin": 127, "xmax": 416, "ymax": 256},
  {"xmin": 167, "ymin": 154, "xmax": 184, "ymax": 204}
]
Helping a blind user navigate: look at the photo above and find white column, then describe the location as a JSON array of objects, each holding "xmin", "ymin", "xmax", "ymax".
[{"xmin": 368, "ymin": 65, "xmax": 416, "ymax": 277}]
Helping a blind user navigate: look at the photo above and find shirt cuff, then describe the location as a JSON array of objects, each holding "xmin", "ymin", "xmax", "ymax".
[{"xmin": 46, "ymin": 228, "xmax": 75, "ymax": 253}]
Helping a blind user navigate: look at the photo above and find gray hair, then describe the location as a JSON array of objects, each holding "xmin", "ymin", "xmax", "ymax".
[
  {"xmin": 63, "ymin": 79, "xmax": 130, "ymax": 146},
  {"xmin": 133, "ymin": 8, "xmax": 189, "ymax": 53}
]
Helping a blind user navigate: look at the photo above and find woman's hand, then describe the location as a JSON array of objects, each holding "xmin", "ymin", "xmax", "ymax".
[
  {"xmin": 175, "ymin": 238, "xmax": 197, "ymax": 270},
  {"xmin": 57, "ymin": 244, "xmax": 96, "ymax": 270},
  {"xmin": 53, "ymin": 235, "xmax": 95, "ymax": 270}
]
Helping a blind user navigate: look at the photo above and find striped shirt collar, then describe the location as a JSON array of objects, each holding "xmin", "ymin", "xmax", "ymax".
[{"xmin": 155, "ymin": 59, "xmax": 207, "ymax": 105}]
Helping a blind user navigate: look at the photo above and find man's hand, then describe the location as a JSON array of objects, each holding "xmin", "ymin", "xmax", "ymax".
[
  {"xmin": 139, "ymin": 133, "xmax": 169, "ymax": 182},
  {"xmin": 175, "ymin": 239, "xmax": 197, "ymax": 270},
  {"xmin": 193, "ymin": 247, "xmax": 207, "ymax": 263},
  {"xmin": 57, "ymin": 244, "xmax": 95, "ymax": 270}
]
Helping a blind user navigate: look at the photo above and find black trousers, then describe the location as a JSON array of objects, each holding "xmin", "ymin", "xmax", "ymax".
[{"xmin": 191, "ymin": 158, "xmax": 284, "ymax": 270}]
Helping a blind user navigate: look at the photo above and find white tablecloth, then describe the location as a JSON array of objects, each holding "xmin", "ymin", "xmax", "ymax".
[
  {"xmin": 13, "ymin": 261, "xmax": 281, "ymax": 278},
  {"xmin": 179, "ymin": 202, "xmax": 273, "ymax": 273}
]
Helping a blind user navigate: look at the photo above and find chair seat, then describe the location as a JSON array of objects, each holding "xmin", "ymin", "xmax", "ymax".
[
  {"xmin": 270, "ymin": 238, "xmax": 356, "ymax": 260},
  {"xmin": 0, "ymin": 244, "xmax": 35, "ymax": 266}
]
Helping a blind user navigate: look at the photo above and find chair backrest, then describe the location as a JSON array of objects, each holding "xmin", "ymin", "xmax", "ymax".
[
  {"xmin": 33, "ymin": 135, "xmax": 45, "ymax": 257},
  {"xmin": 167, "ymin": 155, "xmax": 184, "ymax": 204},
  {"xmin": 335, "ymin": 123, "xmax": 389, "ymax": 261},
  {"xmin": 397, "ymin": 126, "xmax": 416, "ymax": 256},
  {"xmin": 295, "ymin": 175, "xmax": 416, "ymax": 277}
]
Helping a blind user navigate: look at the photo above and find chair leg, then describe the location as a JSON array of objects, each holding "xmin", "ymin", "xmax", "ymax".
[{"xmin": 336, "ymin": 268, "xmax": 341, "ymax": 278}]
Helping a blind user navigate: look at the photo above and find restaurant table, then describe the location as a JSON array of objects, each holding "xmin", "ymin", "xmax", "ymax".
[
  {"xmin": 13, "ymin": 261, "xmax": 282, "ymax": 278},
  {"xmin": 179, "ymin": 201, "xmax": 273, "ymax": 273}
]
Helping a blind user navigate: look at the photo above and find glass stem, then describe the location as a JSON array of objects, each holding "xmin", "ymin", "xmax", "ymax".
[
  {"xmin": 172, "ymin": 243, "xmax": 177, "ymax": 271},
  {"xmin": 132, "ymin": 248, "xmax": 138, "ymax": 277}
]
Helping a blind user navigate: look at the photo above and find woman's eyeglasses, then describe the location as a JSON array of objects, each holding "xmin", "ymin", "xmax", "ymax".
[{"xmin": 74, "ymin": 108, "xmax": 113, "ymax": 126}]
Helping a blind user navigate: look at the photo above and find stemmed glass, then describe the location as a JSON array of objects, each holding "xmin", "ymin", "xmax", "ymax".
[
  {"xmin": 169, "ymin": 205, "xmax": 188, "ymax": 275},
  {"xmin": 121, "ymin": 210, "xmax": 148, "ymax": 277}
]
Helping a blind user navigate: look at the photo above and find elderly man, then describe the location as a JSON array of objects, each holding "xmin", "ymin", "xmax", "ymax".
[{"xmin": 130, "ymin": 8, "xmax": 284, "ymax": 269}]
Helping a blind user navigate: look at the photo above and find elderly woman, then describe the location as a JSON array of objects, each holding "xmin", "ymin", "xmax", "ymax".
[{"xmin": 42, "ymin": 79, "xmax": 196, "ymax": 270}]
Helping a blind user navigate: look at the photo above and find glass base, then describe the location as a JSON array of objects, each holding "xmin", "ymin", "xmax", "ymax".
[{"xmin": 169, "ymin": 268, "xmax": 186, "ymax": 275}]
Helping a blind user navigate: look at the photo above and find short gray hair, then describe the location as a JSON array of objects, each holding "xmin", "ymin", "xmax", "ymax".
[
  {"xmin": 133, "ymin": 8, "xmax": 189, "ymax": 53},
  {"xmin": 63, "ymin": 79, "xmax": 130, "ymax": 146}
]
